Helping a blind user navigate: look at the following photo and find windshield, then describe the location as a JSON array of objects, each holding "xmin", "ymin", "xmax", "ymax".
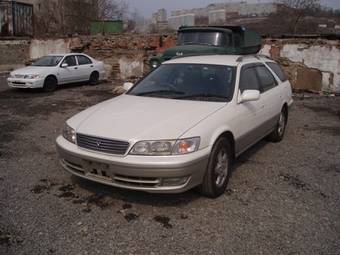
[
  {"xmin": 177, "ymin": 31, "xmax": 227, "ymax": 47},
  {"xmin": 32, "ymin": 56, "xmax": 63, "ymax": 67},
  {"xmin": 128, "ymin": 64, "xmax": 236, "ymax": 102}
]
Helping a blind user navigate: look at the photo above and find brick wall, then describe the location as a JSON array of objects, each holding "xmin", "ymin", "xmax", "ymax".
[{"xmin": 0, "ymin": 34, "xmax": 339, "ymax": 93}]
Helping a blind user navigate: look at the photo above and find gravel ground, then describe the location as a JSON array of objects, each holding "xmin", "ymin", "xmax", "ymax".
[{"xmin": 0, "ymin": 75, "xmax": 339, "ymax": 255}]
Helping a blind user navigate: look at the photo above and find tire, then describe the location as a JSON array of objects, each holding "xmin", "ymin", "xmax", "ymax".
[
  {"xmin": 43, "ymin": 76, "xmax": 57, "ymax": 92},
  {"xmin": 268, "ymin": 108, "xmax": 288, "ymax": 143},
  {"xmin": 198, "ymin": 137, "xmax": 232, "ymax": 198},
  {"xmin": 89, "ymin": 72, "xmax": 99, "ymax": 85}
]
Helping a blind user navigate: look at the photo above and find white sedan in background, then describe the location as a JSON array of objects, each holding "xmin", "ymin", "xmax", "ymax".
[{"xmin": 7, "ymin": 53, "xmax": 105, "ymax": 92}]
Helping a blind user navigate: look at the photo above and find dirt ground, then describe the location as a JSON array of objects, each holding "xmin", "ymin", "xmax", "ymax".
[{"xmin": 0, "ymin": 74, "xmax": 339, "ymax": 255}]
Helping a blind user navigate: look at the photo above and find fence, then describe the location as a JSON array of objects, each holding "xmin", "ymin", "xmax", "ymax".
[{"xmin": 0, "ymin": 1, "xmax": 33, "ymax": 37}]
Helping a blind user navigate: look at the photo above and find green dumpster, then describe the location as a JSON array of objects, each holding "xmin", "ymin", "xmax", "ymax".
[{"xmin": 91, "ymin": 20, "xmax": 123, "ymax": 35}]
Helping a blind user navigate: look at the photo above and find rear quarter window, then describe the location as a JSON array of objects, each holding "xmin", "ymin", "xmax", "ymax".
[{"xmin": 266, "ymin": 62, "xmax": 288, "ymax": 82}]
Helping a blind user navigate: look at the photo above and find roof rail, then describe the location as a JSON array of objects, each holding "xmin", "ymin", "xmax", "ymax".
[
  {"xmin": 171, "ymin": 52, "xmax": 220, "ymax": 60},
  {"xmin": 236, "ymin": 54, "xmax": 273, "ymax": 62}
]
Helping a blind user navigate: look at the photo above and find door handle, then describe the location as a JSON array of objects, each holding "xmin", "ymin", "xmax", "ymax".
[
  {"xmin": 90, "ymin": 65, "xmax": 94, "ymax": 68},
  {"xmin": 74, "ymin": 67, "xmax": 78, "ymax": 70}
]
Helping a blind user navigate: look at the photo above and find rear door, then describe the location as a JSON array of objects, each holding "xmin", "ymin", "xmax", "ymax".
[
  {"xmin": 76, "ymin": 55, "xmax": 94, "ymax": 81},
  {"xmin": 254, "ymin": 64, "xmax": 281, "ymax": 133},
  {"xmin": 58, "ymin": 56, "xmax": 80, "ymax": 84}
]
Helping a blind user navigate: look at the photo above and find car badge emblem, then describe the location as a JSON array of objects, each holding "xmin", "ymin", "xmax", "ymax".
[
  {"xmin": 176, "ymin": 52, "xmax": 183, "ymax": 56},
  {"xmin": 96, "ymin": 141, "xmax": 101, "ymax": 147}
]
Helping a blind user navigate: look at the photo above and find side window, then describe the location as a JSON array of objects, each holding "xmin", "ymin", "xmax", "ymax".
[
  {"xmin": 62, "ymin": 56, "xmax": 77, "ymax": 67},
  {"xmin": 239, "ymin": 66, "xmax": 260, "ymax": 93},
  {"xmin": 266, "ymin": 62, "xmax": 287, "ymax": 82},
  {"xmin": 77, "ymin": 55, "xmax": 92, "ymax": 65},
  {"xmin": 255, "ymin": 65, "xmax": 277, "ymax": 92}
]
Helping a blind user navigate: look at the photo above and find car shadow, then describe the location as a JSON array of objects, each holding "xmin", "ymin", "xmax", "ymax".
[
  {"xmin": 0, "ymin": 81, "xmax": 103, "ymax": 99},
  {"xmin": 233, "ymin": 139, "xmax": 268, "ymax": 170}
]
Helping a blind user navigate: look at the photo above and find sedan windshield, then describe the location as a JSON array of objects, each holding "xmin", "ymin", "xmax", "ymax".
[
  {"xmin": 32, "ymin": 56, "xmax": 63, "ymax": 67},
  {"xmin": 128, "ymin": 64, "xmax": 236, "ymax": 102},
  {"xmin": 177, "ymin": 32, "xmax": 227, "ymax": 47}
]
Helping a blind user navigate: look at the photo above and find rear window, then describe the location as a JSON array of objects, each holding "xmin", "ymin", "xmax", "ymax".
[
  {"xmin": 255, "ymin": 65, "xmax": 277, "ymax": 92},
  {"xmin": 266, "ymin": 62, "xmax": 287, "ymax": 82},
  {"xmin": 77, "ymin": 55, "xmax": 92, "ymax": 65}
]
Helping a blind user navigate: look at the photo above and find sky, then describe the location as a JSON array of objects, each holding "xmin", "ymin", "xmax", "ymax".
[{"xmin": 124, "ymin": 0, "xmax": 340, "ymax": 17}]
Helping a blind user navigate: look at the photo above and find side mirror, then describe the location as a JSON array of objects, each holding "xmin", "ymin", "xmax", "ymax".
[
  {"xmin": 123, "ymin": 82, "xmax": 134, "ymax": 92},
  {"xmin": 61, "ymin": 63, "xmax": 68, "ymax": 68},
  {"xmin": 240, "ymin": 90, "xmax": 260, "ymax": 103}
]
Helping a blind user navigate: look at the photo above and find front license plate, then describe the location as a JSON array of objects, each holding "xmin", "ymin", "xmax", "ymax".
[{"xmin": 83, "ymin": 160, "xmax": 111, "ymax": 181}]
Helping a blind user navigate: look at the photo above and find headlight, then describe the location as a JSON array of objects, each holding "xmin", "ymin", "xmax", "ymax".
[
  {"xmin": 62, "ymin": 123, "xmax": 76, "ymax": 144},
  {"xmin": 130, "ymin": 137, "xmax": 200, "ymax": 156},
  {"xmin": 150, "ymin": 60, "xmax": 159, "ymax": 69},
  {"xmin": 24, "ymin": 74, "xmax": 40, "ymax": 79},
  {"xmin": 8, "ymin": 73, "xmax": 14, "ymax": 78}
]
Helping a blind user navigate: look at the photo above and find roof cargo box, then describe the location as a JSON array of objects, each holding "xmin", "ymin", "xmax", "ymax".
[
  {"xmin": 177, "ymin": 26, "xmax": 262, "ymax": 55},
  {"xmin": 149, "ymin": 26, "xmax": 262, "ymax": 68},
  {"xmin": 220, "ymin": 26, "xmax": 262, "ymax": 55}
]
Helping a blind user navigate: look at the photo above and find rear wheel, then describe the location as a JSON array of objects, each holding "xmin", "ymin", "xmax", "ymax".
[
  {"xmin": 89, "ymin": 72, "xmax": 99, "ymax": 85},
  {"xmin": 199, "ymin": 137, "xmax": 232, "ymax": 198},
  {"xmin": 43, "ymin": 76, "xmax": 57, "ymax": 92},
  {"xmin": 268, "ymin": 108, "xmax": 288, "ymax": 142}
]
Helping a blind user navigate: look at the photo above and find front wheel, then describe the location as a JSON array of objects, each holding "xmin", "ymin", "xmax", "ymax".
[
  {"xmin": 268, "ymin": 108, "xmax": 287, "ymax": 142},
  {"xmin": 43, "ymin": 76, "xmax": 57, "ymax": 92},
  {"xmin": 198, "ymin": 137, "xmax": 232, "ymax": 198}
]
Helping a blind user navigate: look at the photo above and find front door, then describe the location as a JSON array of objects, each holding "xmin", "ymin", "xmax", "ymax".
[
  {"xmin": 233, "ymin": 64, "xmax": 266, "ymax": 155},
  {"xmin": 58, "ymin": 56, "xmax": 79, "ymax": 84}
]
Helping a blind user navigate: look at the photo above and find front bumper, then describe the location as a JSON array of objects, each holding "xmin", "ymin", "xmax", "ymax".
[
  {"xmin": 7, "ymin": 77, "xmax": 44, "ymax": 89},
  {"xmin": 56, "ymin": 136, "xmax": 210, "ymax": 193}
]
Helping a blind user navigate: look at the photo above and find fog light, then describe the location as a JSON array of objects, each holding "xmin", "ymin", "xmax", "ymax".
[{"xmin": 162, "ymin": 176, "xmax": 189, "ymax": 186}]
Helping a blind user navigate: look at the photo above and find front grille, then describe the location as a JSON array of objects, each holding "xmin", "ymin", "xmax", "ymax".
[
  {"xmin": 76, "ymin": 133, "xmax": 129, "ymax": 155},
  {"xmin": 14, "ymin": 74, "xmax": 25, "ymax": 78}
]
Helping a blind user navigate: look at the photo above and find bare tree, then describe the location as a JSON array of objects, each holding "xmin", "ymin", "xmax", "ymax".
[
  {"xmin": 95, "ymin": 0, "xmax": 129, "ymax": 20},
  {"xmin": 276, "ymin": 0, "xmax": 321, "ymax": 34},
  {"xmin": 34, "ymin": 0, "xmax": 129, "ymax": 37}
]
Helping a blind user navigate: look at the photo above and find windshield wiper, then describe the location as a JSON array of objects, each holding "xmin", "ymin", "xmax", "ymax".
[
  {"xmin": 135, "ymin": 90, "xmax": 185, "ymax": 97},
  {"xmin": 176, "ymin": 93, "xmax": 228, "ymax": 101}
]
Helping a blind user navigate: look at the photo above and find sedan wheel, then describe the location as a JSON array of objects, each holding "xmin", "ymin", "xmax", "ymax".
[
  {"xmin": 199, "ymin": 137, "xmax": 232, "ymax": 198},
  {"xmin": 89, "ymin": 72, "xmax": 99, "ymax": 85},
  {"xmin": 43, "ymin": 76, "xmax": 57, "ymax": 92}
]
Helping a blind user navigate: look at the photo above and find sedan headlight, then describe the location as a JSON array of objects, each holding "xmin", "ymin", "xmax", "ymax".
[
  {"xmin": 8, "ymin": 73, "xmax": 14, "ymax": 78},
  {"xmin": 24, "ymin": 74, "xmax": 41, "ymax": 79},
  {"xmin": 63, "ymin": 124, "xmax": 76, "ymax": 144},
  {"xmin": 150, "ymin": 60, "xmax": 159, "ymax": 69},
  {"xmin": 130, "ymin": 137, "xmax": 200, "ymax": 156}
]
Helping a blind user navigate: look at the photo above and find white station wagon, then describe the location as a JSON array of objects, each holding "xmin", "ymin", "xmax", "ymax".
[
  {"xmin": 7, "ymin": 53, "xmax": 105, "ymax": 92},
  {"xmin": 56, "ymin": 55, "xmax": 293, "ymax": 198}
]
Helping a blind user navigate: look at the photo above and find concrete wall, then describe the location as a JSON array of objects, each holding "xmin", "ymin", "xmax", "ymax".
[
  {"xmin": 29, "ymin": 39, "xmax": 71, "ymax": 59},
  {"xmin": 0, "ymin": 35, "xmax": 339, "ymax": 93},
  {"xmin": 0, "ymin": 40, "xmax": 30, "ymax": 71},
  {"xmin": 260, "ymin": 39, "xmax": 340, "ymax": 93}
]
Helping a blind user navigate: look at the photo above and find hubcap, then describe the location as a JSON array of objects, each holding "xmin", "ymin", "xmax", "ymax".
[
  {"xmin": 214, "ymin": 149, "xmax": 229, "ymax": 187},
  {"xmin": 278, "ymin": 112, "xmax": 286, "ymax": 136}
]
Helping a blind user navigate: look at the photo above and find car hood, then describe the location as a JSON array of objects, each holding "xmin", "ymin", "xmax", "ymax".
[
  {"xmin": 11, "ymin": 66, "xmax": 54, "ymax": 75},
  {"xmin": 69, "ymin": 94, "xmax": 225, "ymax": 142}
]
